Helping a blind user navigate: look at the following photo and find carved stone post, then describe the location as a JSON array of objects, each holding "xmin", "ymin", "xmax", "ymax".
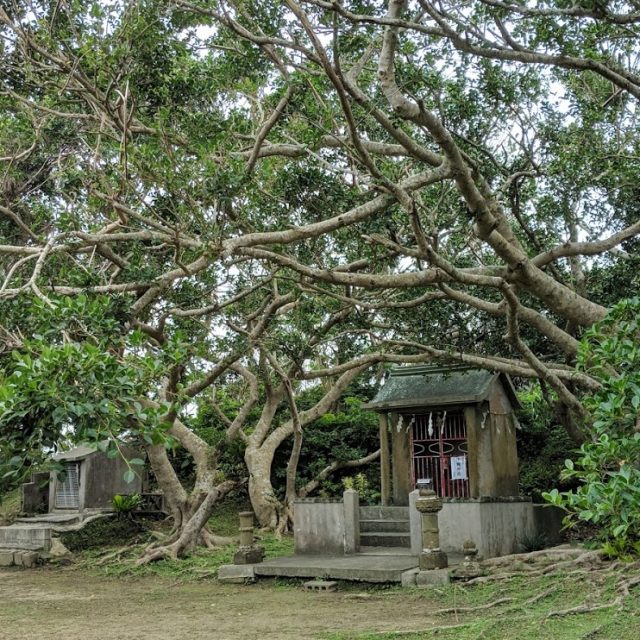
[
  {"xmin": 233, "ymin": 511, "xmax": 265, "ymax": 565},
  {"xmin": 415, "ymin": 479, "xmax": 448, "ymax": 570}
]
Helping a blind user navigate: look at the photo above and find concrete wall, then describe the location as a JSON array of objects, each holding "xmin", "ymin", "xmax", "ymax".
[
  {"xmin": 294, "ymin": 490, "xmax": 360, "ymax": 555},
  {"xmin": 83, "ymin": 448, "xmax": 142, "ymax": 509},
  {"xmin": 50, "ymin": 448, "xmax": 143, "ymax": 512},
  {"xmin": 21, "ymin": 472, "xmax": 50, "ymax": 514},
  {"xmin": 409, "ymin": 492, "xmax": 540, "ymax": 559}
]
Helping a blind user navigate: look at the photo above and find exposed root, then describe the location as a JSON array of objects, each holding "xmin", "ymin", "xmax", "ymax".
[
  {"xmin": 200, "ymin": 528, "xmax": 235, "ymax": 549},
  {"xmin": 432, "ymin": 597, "xmax": 514, "ymax": 616}
]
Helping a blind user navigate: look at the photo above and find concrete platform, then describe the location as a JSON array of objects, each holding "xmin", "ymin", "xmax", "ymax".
[{"xmin": 254, "ymin": 549, "xmax": 420, "ymax": 583}]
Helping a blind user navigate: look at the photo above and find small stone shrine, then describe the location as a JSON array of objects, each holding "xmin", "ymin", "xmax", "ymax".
[{"xmin": 363, "ymin": 364, "xmax": 521, "ymax": 505}]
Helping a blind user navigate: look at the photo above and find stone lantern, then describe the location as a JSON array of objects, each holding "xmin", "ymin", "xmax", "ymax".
[{"xmin": 415, "ymin": 478, "xmax": 448, "ymax": 570}]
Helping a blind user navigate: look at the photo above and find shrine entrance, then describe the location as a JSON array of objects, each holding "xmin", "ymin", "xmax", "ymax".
[{"xmin": 409, "ymin": 410, "xmax": 470, "ymax": 498}]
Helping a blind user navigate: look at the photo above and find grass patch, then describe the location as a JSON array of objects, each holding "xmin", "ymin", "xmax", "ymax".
[
  {"xmin": 73, "ymin": 496, "xmax": 294, "ymax": 581},
  {"xmin": 319, "ymin": 569, "xmax": 640, "ymax": 640},
  {"xmin": 75, "ymin": 531, "xmax": 293, "ymax": 580}
]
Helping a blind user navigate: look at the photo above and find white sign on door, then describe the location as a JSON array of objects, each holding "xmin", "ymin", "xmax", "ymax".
[{"xmin": 450, "ymin": 456, "xmax": 467, "ymax": 481}]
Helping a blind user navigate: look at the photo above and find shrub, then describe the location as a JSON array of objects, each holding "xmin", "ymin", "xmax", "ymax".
[{"xmin": 544, "ymin": 297, "xmax": 640, "ymax": 556}]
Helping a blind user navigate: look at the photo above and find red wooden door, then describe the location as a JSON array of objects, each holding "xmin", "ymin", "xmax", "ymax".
[{"xmin": 410, "ymin": 410, "xmax": 469, "ymax": 498}]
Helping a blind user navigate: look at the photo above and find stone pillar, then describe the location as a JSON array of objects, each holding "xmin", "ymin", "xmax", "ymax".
[
  {"xmin": 233, "ymin": 511, "xmax": 265, "ymax": 564},
  {"xmin": 408, "ymin": 489, "xmax": 422, "ymax": 555},
  {"xmin": 415, "ymin": 480, "xmax": 448, "ymax": 570},
  {"xmin": 343, "ymin": 489, "xmax": 360, "ymax": 554}
]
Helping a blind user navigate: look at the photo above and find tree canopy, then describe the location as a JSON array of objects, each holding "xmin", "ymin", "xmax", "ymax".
[{"xmin": 1, "ymin": 0, "xmax": 639, "ymax": 556}]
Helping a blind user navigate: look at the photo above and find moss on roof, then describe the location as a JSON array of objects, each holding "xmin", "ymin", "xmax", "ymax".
[{"xmin": 363, "ymin": 364, "xmax": 519, "ymax": 411}]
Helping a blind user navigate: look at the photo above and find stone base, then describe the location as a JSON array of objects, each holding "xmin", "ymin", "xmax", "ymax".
[
  {"xmin": 450, "ymin": 564, "xmax": 482, "ymax": 581},
  {"xmin": 218, "ymin": 564, "xmax": 256, "ymax": 584},
  {"xmin": 419, "ymin": 549, "xmax": 448, "ymax": 570},
  {"xmin": 0, "ymin": 550, "xmax": 41, "ymax": 568},
  {"xmin": 233, "ymin": 545, "xmax": 265, "ymax": 565},
  {"xmin": 416, "ymin": 568, "xmax": 450, "ymax": 587},
  {"xmin": 400, "ymin": 568, "xmax": 420, "ymax": 587}
]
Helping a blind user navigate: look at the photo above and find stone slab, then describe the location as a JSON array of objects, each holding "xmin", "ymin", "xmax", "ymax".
[
  {"xmin": 254, "ymin": 553, "xmax": 420, "ymax": 583},
  {"xmin": 217, "ymin": 564, "xmax": 256, "ymax": 584},
  {"xmin": 0, "ymin": 551, "xmax": 14, "ymax": 566},
  {"xmin": 415, "ymin": 569, "xmax": 451, "ymax": 587}
]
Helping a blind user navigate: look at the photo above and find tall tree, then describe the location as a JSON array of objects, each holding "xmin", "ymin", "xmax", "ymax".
[{"xmin": 1, "ymin": 0, "xmax": 639, "ymax": 554}]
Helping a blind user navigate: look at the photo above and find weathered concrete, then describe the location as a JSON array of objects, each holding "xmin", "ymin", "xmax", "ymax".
[
  {"xmin": 400, "ymin": 567, "xmax": 420, "ymax": 587},
  {"xmin": 21, "ymin": 472, "xmax": 50, "ymax": 514},
  {"xmin": 49, "ymin": 445, "xmax": 143, "ymax": 513},
  {"xmin": 437, "ymin": 499, "xmax": 537, "ymax": 558},
  {"xmin": 0, "ymin": 550, "xmax": 14, "ymax": 566},
  {"xmin": 303, "ymin": 580, "xmax": 337, "ymax": 591},
  {"xmin": 294, "ymin": 499, "xmax": 345, "ymax": 555},
  {"xmin": 254, "ymin": 552, "xmax": 420, "ymax": 583},
  {"xmin": 295, "ymin": 491, "xmax": 362, "ymax": 555},
  {"xmin": 217, "ymin": 564, "xmax": 256, "ymax": 584},
  {"xmin": 0, "ymin": 524, "xmax": 52, "ymax": 551},
  {"xmin": 415, "ymin": 568, "xmax": 450, "ymax": 587},
  {"xmin": 343, "ymin": 490, "xmax": 360, "ymax": 554},
  {"xmin": 409, "ymin": 490, "xmax": 421, "ymax": 555}
]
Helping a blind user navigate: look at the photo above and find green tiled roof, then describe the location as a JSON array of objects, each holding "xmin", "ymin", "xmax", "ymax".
[{"xmin": 363, "ymin": 364, "xmax": 519, "ymax": 411}]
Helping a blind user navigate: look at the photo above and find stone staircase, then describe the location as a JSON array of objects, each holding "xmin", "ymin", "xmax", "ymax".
[
  {"xmin": 0, "ymin": 512, "xmax": 108, "ymax": 568},
  {"xmin": 359, "ymin": 506, "xmax": 411, "ymax": 549}
]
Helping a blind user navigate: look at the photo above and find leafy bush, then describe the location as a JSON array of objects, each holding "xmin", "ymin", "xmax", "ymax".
[
  {"xmin": 516, "ymin": 383, "xmax": 579, "ymax": 501},
  {"xmin": 112, "ymin": 493, "xmax": 142, "ymax": 513},
  {"xmin": 544, "ymin": 297, "xmax": 640, "ymax": 556}
]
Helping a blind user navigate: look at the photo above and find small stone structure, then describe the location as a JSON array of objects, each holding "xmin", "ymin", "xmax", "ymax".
[
  {"xmin": 415, "ymin": 479, "xmax": 447, "ymax": 570},
  {"xmin": 233, "ymin": 511, "xmax": 265, "ymax": 564},
  {"xmin": 363, "ymin": 364, "xmax": 521, "ymax": 504},
  {"xmin": 292, "ymin": 365, "xmax": 561, "ymax": 564},
  {"xmin": 47, "ymin": 444, "xmax": 143, "ymax": 514}
]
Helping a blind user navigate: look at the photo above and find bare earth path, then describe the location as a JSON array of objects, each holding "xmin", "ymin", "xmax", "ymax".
[{"xmin": 0, "ymin": 568, "xmax": 437, "ymax": 640}]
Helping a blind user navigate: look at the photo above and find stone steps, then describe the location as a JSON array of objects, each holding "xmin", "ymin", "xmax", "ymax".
[
  {"xmin": 360, "ymin": 518, "xmax": 410, "ymax": 533},
  {"xmin": 360, "ymin": 506, "xmax": 409, "ymax": 520},
  {"xmin": 360, "ymin": 532, "xmax": 411, "ymax": 547},
  {"xmin": 14, "ymin": 512, "xmax": 83, "ymax": 526},
  {"xmin": 359, "ymin": 505, "xmax": 411, "ymax": 548}
]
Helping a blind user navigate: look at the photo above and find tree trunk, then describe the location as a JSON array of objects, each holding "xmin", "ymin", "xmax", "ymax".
[{"xmin": 245, "ymin": 445, "xmax": 283, "ymax": 529}]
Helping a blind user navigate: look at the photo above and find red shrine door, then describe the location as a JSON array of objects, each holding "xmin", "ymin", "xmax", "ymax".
[{"xmin": 410, "ymin": 410, "xmax": 470, "ymax": 498}]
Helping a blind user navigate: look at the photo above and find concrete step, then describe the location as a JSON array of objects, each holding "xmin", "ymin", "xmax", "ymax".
[
  {"xmin": 360, "ymin": 519, "xmax": 410, "ymax": 533},
  {"xmin": 254, "ymin": 553, "xmax": 419, "ymax": 583},
  {"xmin": 15, "ymin": 513, "xmax": 82, "ymax": 525},
  {"xmin": 0, "ymin": 525, "xmax": 51, "ymax": 551},
  {"xmin": 360, "ymin": 506, "xmax": 410, "ymax": 520},
  {"xmin": 360, "ymin": 532, "xmax": 410, "ymax": 547}
]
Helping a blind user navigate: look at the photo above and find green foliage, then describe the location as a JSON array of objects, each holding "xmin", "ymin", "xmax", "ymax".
[
  {"xmin": 112, "ymin": 493, "xmax": 142, "ymax": 513},
  {"xmin": 342, "ymin": 473, "xmax": 379, "ymax": 506},
  {"xmin": 544, "ymin": 297, "xmax": 640, "ymax": 555},
  {"xmin": 0, "ymin": 296, "xmax": 172, "ymax": 491},
  {"xmin": 516, "ymin": 384, "xmax": 578, "ymax": 501},
  {"xmin": 273, "ymin": 387, "xmax": 380, "ymax": 499}
]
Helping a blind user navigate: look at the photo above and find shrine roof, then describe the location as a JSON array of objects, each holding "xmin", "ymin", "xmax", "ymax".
[{"xmin": 362, "ymin": 364, "xmax": 520, "ymax": 411}]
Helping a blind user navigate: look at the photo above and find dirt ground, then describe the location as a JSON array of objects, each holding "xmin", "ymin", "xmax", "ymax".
[{"xmin": 0, "ymin": 568, "xmax": 441, "ymax": 640}]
